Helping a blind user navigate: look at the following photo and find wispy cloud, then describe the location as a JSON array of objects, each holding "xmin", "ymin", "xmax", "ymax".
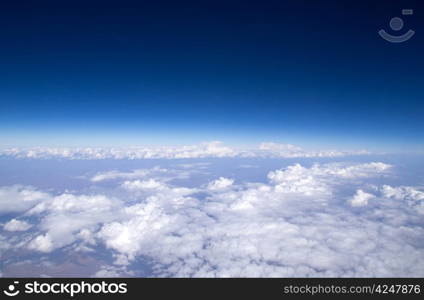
[
  {"xmin": 0, "ymin": 142, "xmax": 372, "ymax": 160},
  {"xmin": 3, "ymin": 219, "xmax": 32, "ymax": 231}
]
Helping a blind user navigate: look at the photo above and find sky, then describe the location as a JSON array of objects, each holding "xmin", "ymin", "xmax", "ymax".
[
  {"xmin": 0, "ymin": 0, "xmax": 423, "ymax": 151},
  {"xmin": 1, "ymin": 1, "xmax": 424, "ymax": 278}
]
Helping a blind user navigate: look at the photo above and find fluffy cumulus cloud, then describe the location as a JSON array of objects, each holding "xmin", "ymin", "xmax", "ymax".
[
  {"xmin": 93, "ymin": 161, "xmax": 423, "ymax": 277},
  {"xmin": 0, "ymin": 185, "xmax": 51, "ymax": 214},
  {"xmin": 25, "ymin": 193, "xmax": 122, "ymax": 252},
  {"xmin": 121, "ymin": 179, "xmax": 168, "ymax": 191},
  {"xmin": 267, "ymin": 162, "xmax": 391, "ymax": 196},
  {"xmin": 349, "ymin": 190, "xmax": 374, "ymax": 207},
  {"xmin": 268, "ymin": 162, "xmax": 390, "ymax": 181},
  {"xmin": 207, "ymin": 177, "xmax": 234, "ymax": 191},
  {"xmin": 3, "ymin": 219, "xmax": 32, "ymax": 231},
  {"xmin": 0, "ymin": 142, "xmax": 371, "ymax": 160},
  {"xmin": 28, "ymin": 234, "xmax": 54, "ymax": 253},
  {"xmin": 0, "ymin": 161, "xmax": 423, "ymax": 277},
  {"xmin": 381, "ymin": 185, "xmax": 424, "ymax": 215}
]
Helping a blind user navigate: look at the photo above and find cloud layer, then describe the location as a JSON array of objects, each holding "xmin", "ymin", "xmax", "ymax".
[
  {"xmin": 1, "ymin": 161, "xmax": 423, "ymax": 277},
  {"xmin": 0, "ymin": 142, "xmax": 371, "ymax": 160}
]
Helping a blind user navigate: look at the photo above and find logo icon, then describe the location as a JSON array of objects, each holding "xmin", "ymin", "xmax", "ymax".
[
  {"xmin": 3, "ymin": 281, "xmax": 20, "ymax": 297},
  {"xmin": 379, "ymin": 9, "xmax": 415, "ymax": 43}
]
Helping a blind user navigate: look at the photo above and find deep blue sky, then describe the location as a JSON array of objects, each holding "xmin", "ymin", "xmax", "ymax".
[{"xmin": 0, "ymin": 0, "xmax": 423, "ymax": 151}]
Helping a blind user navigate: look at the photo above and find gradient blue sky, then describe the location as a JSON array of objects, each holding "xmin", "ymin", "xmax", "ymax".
[{"xmin": 0, "ymin": 0, "xmax": 423, "ymax": 151}]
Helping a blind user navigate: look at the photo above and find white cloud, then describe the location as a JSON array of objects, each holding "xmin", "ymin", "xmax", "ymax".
[
  {"xmin": 28, "ymin": 193, "xmax": 118, "ymax": 215},
  {"xmin": 382, "ymin": 185, "xmax": 424, "ymax": 201},
  {"xmin": 91, "ymin": 170, "xmax": 149, "ymax": 182},
  {"xmin": 381, "ymin": 185, "xmax": 424, "ymax": 214},
  {"xmin": 349, "ymin": 190, "xmax": 374, "ymax": 207},
  {"xmin": 267, "ymin": 164, "xmax": 330, "ymax": 196},
  {"xmin": 28, "ymin": 234, "xmax": 54, "ymax": 253},
  {"xmin": 94, "ymin": 162, "xmax": 422, "ymax": 277},
  {"xmin": 0, "ymin": 185, "xmax": 50, "ymax": 214},
  {"xmin": 207, "ymin": 177, "xmax": 234, "ymax": 191},
  {"xmin": 3, "ymin": 219, "xmax": 32, "ymax": 231},
  {"xmin": 259, "ymin": 142, "xmax": 304, "ymax": 156},
  {"xmin": 77, "ymin": 229, "xmax": 96, "ymax": 245},
  {"xmin": 268, "ymin": 162, "xmax": 390, "ymax": 181},
  {"xmin": 0, "ymin": 235, "xmax": 11, "ymax": 257},
  {"xmin": 171, "ymin": 141, "xmax": 236, "ymax": 158},
  {"xmin": 90, "ymin": 167, "xmax": 168, "ymax": 182},
  {"xmin": 0, "ymin": 141, "xmax": 372, "ymax": 160},
  {"xmin": 267, "ymin": 162, "xmax": 391, "ymax": 196},
  {"xmin": 121, "ymin": 179, "xmax": 166, "ymax": 191},
  {"xmin": 90, "ymin": 166, "xmax": 195, "ymax": 185},
  {"xmin": 25, "ymin": 193, "xmax": 123, "ymax": 252},
  {"xmin": 2, "ymin": 160, "xmax": 423, "ymax": 277},
  {"xmin": 258, "ymin": 142, "xmax": 371, "ymax": 158}
]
